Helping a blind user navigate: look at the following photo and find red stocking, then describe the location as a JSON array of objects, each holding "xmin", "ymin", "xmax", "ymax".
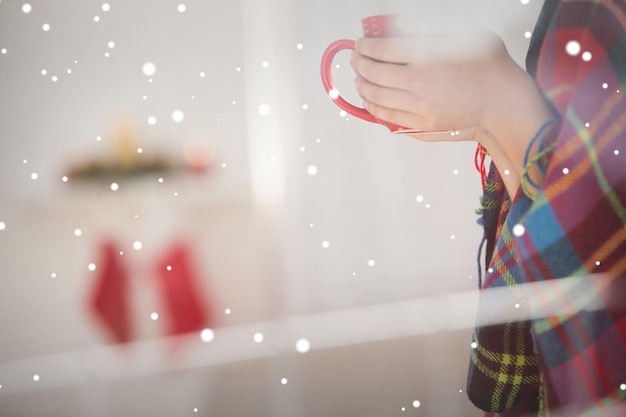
[
  {"xmin": 154, "ymin": 242, "xmax": 212, "ymax": 339},
  {"xmin": 89, "ymin": 240, "xmax": 132, "ymax": 344}
]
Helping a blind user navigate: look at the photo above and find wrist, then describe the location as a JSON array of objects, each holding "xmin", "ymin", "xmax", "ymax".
[{"xmin": 480, "ymin": 59, "xmax": 555, "ymax": 197}]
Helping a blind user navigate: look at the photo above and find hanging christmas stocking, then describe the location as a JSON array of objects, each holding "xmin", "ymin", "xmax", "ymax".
[
  {"xmin": 89, "ymin": 240, "xmax": 132, "ymax": 344},
  {"xmin": 154, "ymin": 241, "xmax": 212, "ymax": 339}
]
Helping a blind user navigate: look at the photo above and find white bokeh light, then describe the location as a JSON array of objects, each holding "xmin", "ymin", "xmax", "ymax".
[
  {"xmin": 133, "ymin": 241, "xmax": 142, "ymax": 250},
  {"xmin": 42, "ymin": 23, "xmax": 50, "ymax": 32},
  {"xmin": 280, "ymin": 378, "xmax": 288, "ymax": 385},
  {"xmin": 150, "ymin": 312, "xmax": 159, "ymax": 321},
  {"xmin": 413, "ymin": 400, "xmax": 421, "ymax": 408},
  {"xmin": 142, "ymin": 62, "xmax": 156, "ymax": 77},
  {"xmin": 74, "ymin": 228, "xmax": 82, "ymax": 237},
  {"xmin": 110, "ymin": 182, "xmax": 119, "ymax": 191},
  {"xmin": 368, "ymin": 259, "xmax": 376, "ymax": 267},
  {"xmin": 147, "ymin": 116, "xmax": 157, "ymax": 125},
  {"xmin": 253, "ymin": 332, "xmax": 264, "ymax": 343},
  {"xmin": 258, "ymin": 104, "xmax": 271, "ymax": 116},
  {"xmin": 172, "ymin": 110, "xmax": 185, "ymax": 123},
  {"xmin": 513, "ymin": 224, "xmax": 526, "ymax": 237},
  {"xmin": 177, "ymin": 4, "xmax": 186, "ymax": 13},
  {"xmin": 295, "ymin": 338, "xmax": 311, "ymax": 353},
  {"xmin": 200, "ymin": 328, "xmax": 215, "ymax": 343},
  {"xmin": 307, "ymin": 165, "xmax": 318, "ymax": 176},
  {"xmin": 88, "ymin": 263, "xmax": 97, "ymax": 271},
  {"xmin": 101, "ymin": 3, "xmax": 111, "ymax": 12},
  {"xmin": 565, "ymin": 40, "xmax": 581, "ymax": 56},
  {"xmin": 321, "ymin": 241, "xmax": 330, "ymax": 249},
  {"xmin": 0, "ymin": 222, "xmax": 5, "ymax": 231},
  {"xmin": 22, "ymin": 4, "xmax": 32, "ymax": 13},
  {"xmin": 582, "ymin": 51, "xmax": 592, "ymax": 62}
]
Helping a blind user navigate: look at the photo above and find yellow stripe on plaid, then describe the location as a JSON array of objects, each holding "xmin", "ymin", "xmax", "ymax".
[
  {"xmin": 472, "ymin": 338, "xmax": 541, "ymax": 367},
  {"xmin": 584, "ymin": 227, "xmax": 626, "ymax": 273},
  {"xmin": 497, "ymin": 323, "xmax": 539, "ymax": 411},
  {"xmin": 572, "ymin": 107, "xmax": 626, "ymax": 224},
  {"xmin": 540, "ymin": 94, "xmax": 626, "ymax": 214},
  {"xmin": 470, "ymin": 350, "xmax": 541, "ymax": 385},
  {"xmin": 526, "ymin": 275, "xmax": 613, "ymax": 336}
]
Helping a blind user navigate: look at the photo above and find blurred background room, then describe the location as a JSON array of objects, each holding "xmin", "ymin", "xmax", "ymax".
[{"xmin": 0, "ymin": 0, "xmax": 544, "ymax": 415}]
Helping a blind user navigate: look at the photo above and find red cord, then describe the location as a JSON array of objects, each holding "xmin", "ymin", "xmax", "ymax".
[{"xmin": 474, "ymin": 143, "xmax": 488, "ymax": 190}]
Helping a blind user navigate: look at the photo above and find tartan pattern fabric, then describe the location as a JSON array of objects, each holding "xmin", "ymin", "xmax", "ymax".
[
  {"xmin": 468, "ymin": 167, "xmax": 545, "ymax": 415},
  {"xmin": 467, "ymin": 1, "xmax": 626, "ymax": 416}
]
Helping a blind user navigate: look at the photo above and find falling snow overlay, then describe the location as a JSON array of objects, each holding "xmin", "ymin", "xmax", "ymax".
[{"xmin": 0, "ymin": 1, "xmax": 572, "ymax": 417}]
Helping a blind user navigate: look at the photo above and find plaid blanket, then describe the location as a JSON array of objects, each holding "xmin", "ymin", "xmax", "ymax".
[{"xmin": 466, "ymin": 1, "xmax": 626, "ymax": 416}]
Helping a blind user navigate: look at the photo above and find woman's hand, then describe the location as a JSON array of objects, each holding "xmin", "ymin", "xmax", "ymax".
[{"xmin": 350, "ymin": 22, "xmax": 554, "ymax": 197}]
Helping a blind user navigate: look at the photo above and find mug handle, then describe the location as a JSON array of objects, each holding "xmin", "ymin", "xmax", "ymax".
[{"xmin": 320, "ymin": 39, "xmax": 379, "ymax": 124}]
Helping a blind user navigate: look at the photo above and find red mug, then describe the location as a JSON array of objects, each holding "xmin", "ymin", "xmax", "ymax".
[{"xmin": 321, "ymin": 15, "xmax": 421, "ymax": 134}]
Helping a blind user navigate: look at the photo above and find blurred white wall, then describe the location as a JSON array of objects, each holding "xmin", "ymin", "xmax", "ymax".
[{"xmin": 0, "ymin": 0, "xmax": 543, "ymax": 416}]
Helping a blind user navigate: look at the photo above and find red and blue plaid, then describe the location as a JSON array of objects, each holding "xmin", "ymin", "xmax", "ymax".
[{"xmin": 466, "ymin": 1, "xmax": 626, "ymax": 416}]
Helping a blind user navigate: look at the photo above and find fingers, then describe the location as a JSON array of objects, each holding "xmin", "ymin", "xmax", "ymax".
[
  {"xmin": 355, "ymin": 37, "xmax": 419, "ymax": 64},
  {"xmin": 354, "ymin": 74, "xmax": 418, "ymax": 114},
  {"xmin": 350, "ymin": 49, "xmax": 412, "ymax": 90},
  {"xmin": 361, "ymin": 98, "xmax": 428, "ymax": 132}
]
